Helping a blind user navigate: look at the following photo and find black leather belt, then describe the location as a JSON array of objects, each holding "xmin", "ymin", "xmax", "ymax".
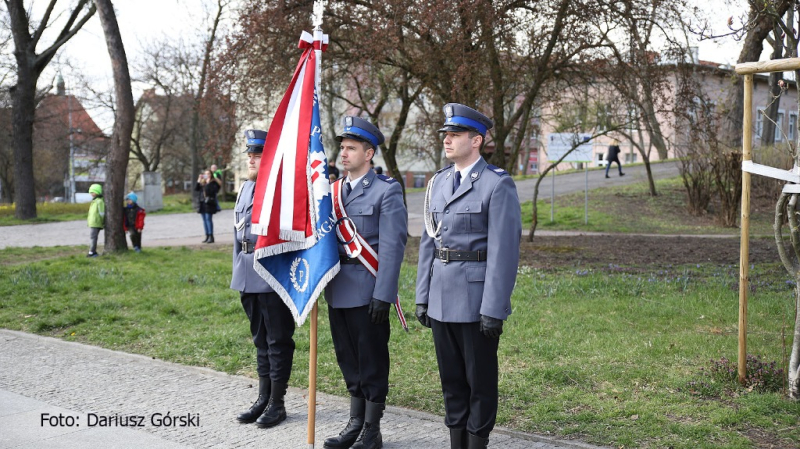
[
  {"xmin": 434, "ymin": 248, "xmax": 486, "ymax": 262},
  {"xmin": 339, "ymin": 256, "xmax": 361, "ymax": 264}
]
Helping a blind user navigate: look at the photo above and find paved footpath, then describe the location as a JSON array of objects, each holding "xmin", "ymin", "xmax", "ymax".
[
  {"xmin": 0, "ymin": 161, "xmax": 680, "ymax": 250},
  {"xmin": 0, "ymin": 330, "xmax": 604, "ymax": 449}
]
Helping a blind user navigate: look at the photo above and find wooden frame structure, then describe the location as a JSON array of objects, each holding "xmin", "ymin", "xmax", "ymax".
[{"xmin": 735, "ymin": 58, "xmax": 800, "ymax": 384}]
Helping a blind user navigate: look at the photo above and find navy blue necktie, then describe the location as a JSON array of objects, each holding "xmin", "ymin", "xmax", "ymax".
[
  {"xmin": 454, "ymin": 171, "xmax": 462, "ymax": 191},
  {"xmin": 345, "ymin": 181, "xmax": 352, "ymax": 199}
]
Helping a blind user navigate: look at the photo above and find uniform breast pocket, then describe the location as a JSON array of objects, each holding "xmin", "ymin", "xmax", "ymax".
[
  {"xmin": 234, "ymin": 203, "xmax": 246, "ymax": 223},
  {"xmin": 455, "ymin": 201, "xmax": 484, "ymax": 232},
  {"xmin": 350, "ymin": 205, "xmax": 375, "ymax": 235}
]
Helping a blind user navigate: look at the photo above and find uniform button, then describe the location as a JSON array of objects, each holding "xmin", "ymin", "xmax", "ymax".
[
  {"xmin": 445, "ymin": 209, "xmax": 450, "ymax": 214},
  {"xmin": 359, "ymin": 209, "xmax": 362, "ymax": 213},
  {"xmin": 443, "ymin": 226, "xmax": 448, "ymax": 231},
  {"xmin": 466, "ymin": 207, "xmax": 470, "ymax": 211}
]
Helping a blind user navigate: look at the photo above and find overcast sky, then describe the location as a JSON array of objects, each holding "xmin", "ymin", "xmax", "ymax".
[{"xmin": 22, "ymin": 0, "xmax": 756, "ymax": 130}]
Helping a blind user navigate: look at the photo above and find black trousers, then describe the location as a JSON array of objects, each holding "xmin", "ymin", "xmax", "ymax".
[
  {"xmin": 328, "ymin": 305, "xmax": 390, "ymax": 403},
  {"xmin": 240, "ymin": 292, "xmax": 296, "ymax": 381},
  {"xmin": 128, "ymin": 230, "xmax": 142, "ymax": 248},
  {"xmin": 431, "ymin": 319, "xmax": 499, "ymax": 439}
]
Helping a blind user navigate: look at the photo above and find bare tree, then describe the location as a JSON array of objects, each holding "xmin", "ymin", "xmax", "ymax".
[
  {"xmin": 4, "ymin": 0, "xmax": 96, "ymax": 219},
  {"xmin": 94, "ymin": 0, "xmax": 134, "ymax": 253}
]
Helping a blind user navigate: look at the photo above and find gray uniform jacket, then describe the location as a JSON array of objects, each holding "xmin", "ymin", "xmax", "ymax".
[
  {"xmin": 230, "ymin": 180, "xmax": 274, "ymax": 294},
  {"xmin": 324, "ymin": 169, "xmax": 408, "ymax": 308},
  {"xmin": 416, "ymin": 157, "xmax": 521, "ymax": 323}
]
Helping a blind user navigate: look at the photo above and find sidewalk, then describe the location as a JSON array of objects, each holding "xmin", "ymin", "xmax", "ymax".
[{"xmin": 0, "ymin": 330, "xmax": 605, "ymax": 449}]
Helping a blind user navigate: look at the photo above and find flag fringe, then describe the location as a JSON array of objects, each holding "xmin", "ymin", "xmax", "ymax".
[
  {"xmin": 253, "ymin": 260, "xmax": 340, "ymax": 326},
  {"xmin": 253, "ymin": 237, "xmax": 316, "ymax": 259}
]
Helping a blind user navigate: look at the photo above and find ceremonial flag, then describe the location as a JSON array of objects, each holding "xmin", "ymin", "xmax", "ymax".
[{"xmin": 252, "ymin": 29, "xmax": 338, "ymax": 326}]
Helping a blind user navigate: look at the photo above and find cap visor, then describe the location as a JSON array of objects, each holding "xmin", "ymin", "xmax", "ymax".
[
  {"xmin": 336, "ymin": 132, "xmax": 370, "ymax": 143},
  {"xmin": 438, "ymin": 125, "xmax": 472, "ymax": 133}
]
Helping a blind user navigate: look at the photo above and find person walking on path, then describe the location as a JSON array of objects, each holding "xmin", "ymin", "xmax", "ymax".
[
  {"xmin": 323, "ymin": 116, "xmax": 408, "ymax": 449},
  {"xmin": 196, "ymin": 169, "xmax": 220, "ymax": 243},
  {"xmin": 231, "ymin": 129, "xmax": 296, "ymax": 429},
  {"xmin": 416, "ymin": 103, "xmax": 521, "ymax": 449},
  {"xmin": 605, "ymin": 141, "xmax": 625, "ymax": 178},
  {"xmin": 122, "ymin": 192, "xmax": 146, "ymax": 252},
  {"xmin": 86, "ymin": 183, "xmax": 105, "ymax": 257}
]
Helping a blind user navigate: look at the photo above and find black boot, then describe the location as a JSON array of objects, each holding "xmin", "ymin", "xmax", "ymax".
[
  {"xmin": 324, "ymin": 397, "xmax": 365, "ymax": 448},
  {"xmin": 255, "ymin": 381, "xmax": 287, "ymax": 428},
  {"xmin": 351, "ymin": 401, "xmax": 383, "ymax": 449},
  {"xmin": 236, "ymin": 377, "xmax": 271, "ymax": 423},
  {"xmin": 467, "ymin": 433, "xmax": 489, "ymax": 449},
  {"xmin": 206, "ymin": 234, "xmax": 215, "ymax": 244},
  {"xmin": 202, "ymin": 234, "xmax": 209, "ymax": 243},
  {"xmin": 450, "ymin": 428, "xmax": 468, "ymax": 449}
]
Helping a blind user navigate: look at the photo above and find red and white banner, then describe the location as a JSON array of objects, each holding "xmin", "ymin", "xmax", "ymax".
[{"xmin": 251, "ymin": 30, "xmax": 329, "ymax": 255}]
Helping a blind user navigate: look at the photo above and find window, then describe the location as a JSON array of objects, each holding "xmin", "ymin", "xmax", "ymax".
[
  {"xmin": 790, "ymin": 113, "xmax": 797, "ymax": 142},
  {"xmin": 413, "ymin": 174, "xmax": 426, "ymax": 188},
  {"xmin": 625, "ymin": 153, "xmax": 637, "ymax": 164},
  {"xmin": 756, "ymin": 108, "xmax": 764, "ymax": 138},
  {"xmin": 776, "ymin": 112, "xmax": 785, "ymax": 142}
]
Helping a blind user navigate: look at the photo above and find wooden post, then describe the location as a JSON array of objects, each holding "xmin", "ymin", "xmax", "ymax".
[
  {"xmin": 738, "ymin": 74, "xmax": 753, "ymax": 385},
  {"xmin": 308, "ymin": 301, "xmax": 318, "ymax": 447}
]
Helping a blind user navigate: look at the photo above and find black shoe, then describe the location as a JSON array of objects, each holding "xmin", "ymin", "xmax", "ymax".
[
  {"xmin": 86, "ymin": 252, "xmax": 98, "ymax": 258},
  {"xmin": 236, "ymin": 377, "xmax": 271, "ymax": 424},
  {"xmin": 605, "ymin": 175, "xmax": 610, "ymax": 178},
  {"xmin": 351, "ymin": 401, "xmax": 384, "ymax": 449},
  {"xmin": 619, "ymin": 172, "xmax": 625, "ymax": 176},
  {"xmin": 255, "ymin": 381, "xmax": 287, "ymax": 428},
  {"xmin": 202, "ymin": 235, "xmax": 209, "ymax": 243},
  {"xmin": 324, "ymin": 397, "xmax": 365, "ymax": 448},
  {"xmin": 206, "ymin": 235, "xmax": 215, "ymax": 244},
  {"xmin": 450, "ymin": 428, "xmax": 468, "ymax": 449},
  {"xmin": 467, "ymin": 433, "xmax": 489, "ymax": 449}
]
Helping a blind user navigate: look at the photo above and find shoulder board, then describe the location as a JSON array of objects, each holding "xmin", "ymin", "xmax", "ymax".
[
  {"xmin": 435, "ymin": 164, "xmax": 454, "ymax": 175},
  {"xmin": 376, "ymin": 174, "xmax": 396, "ymax": 184},
  {"xmin": 486, "ymin": 164, "xmax": 509, "ymax": 177}
]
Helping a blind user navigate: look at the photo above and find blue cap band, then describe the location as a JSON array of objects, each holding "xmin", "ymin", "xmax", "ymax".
[
  {"xmin": 247, "ymin": 138, "xmax": 266, "ymax": 146},
  {"xmin": 446, "ymin": 116, "xmax": 487, "ymax": 135},
  {"xmin": 344, "ymin": 126, "xmax": 379, "ymax": 147}
]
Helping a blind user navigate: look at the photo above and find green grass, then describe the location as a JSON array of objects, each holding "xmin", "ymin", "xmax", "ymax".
[
  {"xmin": 0, "ymin": 194, "xmax": 236, "ymax": 226},
  {"xmin": 0, "ymin": 246, "xmax": 797, "ymax": 448},
  {"xmin": 523, "ymin": 177, "xmax": 776, "ymax": 236}
]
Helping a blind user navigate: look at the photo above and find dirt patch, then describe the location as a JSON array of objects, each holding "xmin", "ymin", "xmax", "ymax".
[{"xmin": 406, "ymin": 235, "xmax": 781, "ymax": 269}]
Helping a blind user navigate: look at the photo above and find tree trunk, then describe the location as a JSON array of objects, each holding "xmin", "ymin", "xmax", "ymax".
[
  {"xmin": 10, "ymin": 71, "xmax": 38, "ymax": 219},
  {"xmin": 721, "ymin": 1, "xmax": 791, "ymax": 148},
  {"xmin": 790, "ymin": 279, "xmax": 800, "ymax": 398},
  {"xmin": 6, "ymin": 0, "xmax": 96, "ymax": 219},
  {"xmin": 94, "ymin": 0, "xmax": 135, "ymax": 253}
]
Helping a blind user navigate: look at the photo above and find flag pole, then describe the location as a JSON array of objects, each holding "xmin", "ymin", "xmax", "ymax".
[{"xmin": 308, "ymin": 4, "xmax": 325, "ymax": 448}]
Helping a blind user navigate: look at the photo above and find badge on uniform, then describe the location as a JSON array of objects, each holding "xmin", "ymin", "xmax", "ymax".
[
  {"xmin": 445, "ymin": 105, "xmax": 454, "ymax": 118},
  {"xmin": 471, "ymin": 172, "xmax": 478, "ymax": 180},
  {"xmin": 362, "ymin": 178, "xmax": 369, "ymax": 187},
  {"xmin": 446, "ymin": 171, "xmax": 451, "ymax": 179}
]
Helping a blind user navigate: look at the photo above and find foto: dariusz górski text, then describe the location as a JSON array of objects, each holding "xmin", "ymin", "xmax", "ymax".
[{"xmin": 40, "ymin": 412, "xmax": 200, "ymax": 427}]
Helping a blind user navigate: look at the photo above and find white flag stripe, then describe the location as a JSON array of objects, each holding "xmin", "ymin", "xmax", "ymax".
[{"xmin": 279, "ymin": 61, "xmax": 307, "ymax": 231}]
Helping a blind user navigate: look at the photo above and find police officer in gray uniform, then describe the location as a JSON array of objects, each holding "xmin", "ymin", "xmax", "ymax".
[
  {"xmin": 323, "ymin": 116, "xmax": 408, "ymax": 449},
  {"xmin": 416, "ymin": 104, "xmax": 521, "ymax": 449},
  {"xmin": 232, "ymin": 129, "xmax": 296, "ymax": 429}
]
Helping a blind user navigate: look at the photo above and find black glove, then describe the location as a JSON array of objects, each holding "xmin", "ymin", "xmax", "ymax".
[
  {"xmin": 479, "ymin": 315, "xmax": 503, "ymax": 339},
  {"xmin": 416, "ymin": 304, "xmax": 431, "ymax": 328},
  {"xmin": 368, "ymin": 298, "xmax": 391, "ymax": 324}
]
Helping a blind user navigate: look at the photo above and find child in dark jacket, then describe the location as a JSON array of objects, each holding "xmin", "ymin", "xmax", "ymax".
[{"xmin": 123, "ymin": 192, "xmax": 146, "ymax": 252}]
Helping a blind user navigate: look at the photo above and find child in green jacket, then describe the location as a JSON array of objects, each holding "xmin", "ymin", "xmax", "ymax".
[{"xmin": 87, "ymin": 184, "xmax": 105, "ymax": 257}]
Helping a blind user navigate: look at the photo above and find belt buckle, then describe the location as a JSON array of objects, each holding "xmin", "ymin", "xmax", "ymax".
[
  {"xmin": 242, "ymin": 240, "xmax": 252, "ymax": 254},
  {"xmin": 442, "ymin": 247, "xmax": 449, "ymax": 264}
]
